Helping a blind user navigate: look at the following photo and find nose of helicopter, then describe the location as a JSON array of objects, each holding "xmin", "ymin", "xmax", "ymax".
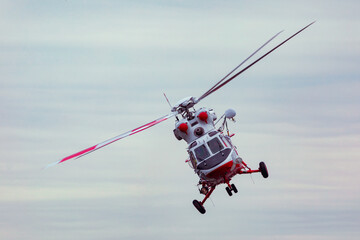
[
  {"xmin": 196, "ymin": 148, "xmax": 231, "ymax": 170},
  {"xmin": 204, "ymin": 148, "xmax": 242, "ymax": 180},
  {"xmin": 205, "ymin": 159, "xmax": 235, "ymax": 179}
]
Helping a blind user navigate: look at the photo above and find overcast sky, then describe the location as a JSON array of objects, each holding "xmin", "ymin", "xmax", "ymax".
[{"xmin": 1, "ymin": 1, "xmax": 359, "ymax": 240}]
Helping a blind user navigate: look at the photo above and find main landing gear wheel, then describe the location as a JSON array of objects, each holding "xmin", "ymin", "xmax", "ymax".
[
  {"xmin": 193, "ymin": 200, "xmax": 206, "ymax": 214},
  {"xmin": 259, "ymin": 162, "xmax": 269, "ymax": 178}
]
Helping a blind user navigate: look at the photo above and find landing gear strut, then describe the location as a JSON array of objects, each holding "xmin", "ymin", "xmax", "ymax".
[
  {"xmin": 237, "ymin": 161, "xmax": 269, "ymax": 178},
  {"xmin": 192, "ymin": 161, "xmax": 269, "ymax": 214},
  {"xmin": 192, "ymin": 186, "xmax": 216, "ymax": 214}
]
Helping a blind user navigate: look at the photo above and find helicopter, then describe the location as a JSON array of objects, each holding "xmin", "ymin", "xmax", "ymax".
[{"xmin": 48, "ymin": 22, "xmax": 315, "ymax": 214}]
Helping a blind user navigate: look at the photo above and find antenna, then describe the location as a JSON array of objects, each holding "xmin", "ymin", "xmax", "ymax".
[{"xmin": 163, "ymin": 93, "xmax": 172, "ymax": 108}]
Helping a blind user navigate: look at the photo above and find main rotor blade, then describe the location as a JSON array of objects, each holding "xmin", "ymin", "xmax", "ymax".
[
  {"xmin": 197, "ymin": 30, "xmax": 283, "ymax": 103},
  {"xmin": 46, "ymin": 112, "xmax": 176, "ymax": 168},
  {"xmin": 198, "ymin": 21, "xmax": 315, "ymax": 101}
]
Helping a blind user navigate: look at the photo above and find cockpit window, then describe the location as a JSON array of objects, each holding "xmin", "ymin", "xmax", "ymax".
[
  {"xmin": 194, "ymin": 144, "xmax": 210, "ymax": 162},
  {"xmin": 220, "ymin": 135, "xmax": 233, "ymax": 148},
  {"xmin": 207, "ymin": 137, "xmax": 224, "ymax": 154}
]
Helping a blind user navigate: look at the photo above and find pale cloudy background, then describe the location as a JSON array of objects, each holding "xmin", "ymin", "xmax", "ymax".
[{"xmin": 0, "ymin": 0, "xmax": 359, "ymax": 239}]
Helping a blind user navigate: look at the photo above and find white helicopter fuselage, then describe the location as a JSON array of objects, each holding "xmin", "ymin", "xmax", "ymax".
[{"xmin": 173, "ymin": 107, "xmax": 244, "ymax": 186}]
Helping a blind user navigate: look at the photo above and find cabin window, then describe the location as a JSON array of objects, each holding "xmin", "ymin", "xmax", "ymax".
[
  {"xmin": 189, "ymin": 141, "xmax": 198, "ymax": 149},
  {"xmin": 189, "ymin": 151, "xmax": 197, "ymax": 168},
  {"xmin": 191, "ymin": 121, "xmax": 199, "ymax": 127},
  {"xmin": 207, "ymin": 137, "xmax": 224, "ymax": 154},
  {"xmin": 194, "ymin": 144, "xmax": 210, "ymax": 162}
]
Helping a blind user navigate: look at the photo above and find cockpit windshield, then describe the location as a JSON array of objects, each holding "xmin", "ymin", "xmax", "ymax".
[
  {"xmin": 207, "ymin": 137, "xmax": 224, "ymax": 154},
  {"xmin": 194, "ymin": 144, "xmax": 210, "ymax": 162}
]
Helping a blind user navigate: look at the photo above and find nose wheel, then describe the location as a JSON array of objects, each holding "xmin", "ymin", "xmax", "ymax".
[{"xmin": 225, "ymin": 183, "xmax": 238, "ymax": 196}]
